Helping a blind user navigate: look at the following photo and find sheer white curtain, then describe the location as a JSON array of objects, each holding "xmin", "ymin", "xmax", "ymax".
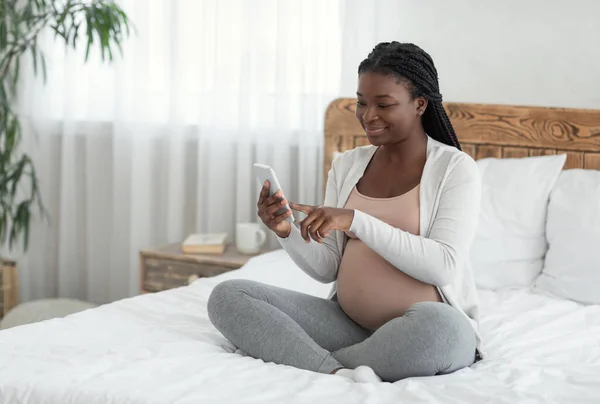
[{"xmin": 13, "ymin": 0, "xmax": 343, "ymax": 304}]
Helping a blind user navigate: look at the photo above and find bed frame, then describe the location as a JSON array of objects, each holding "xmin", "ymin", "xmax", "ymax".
[{"xmin": 324, "ymin": 99, "xmax": 600, "ymax": 185}]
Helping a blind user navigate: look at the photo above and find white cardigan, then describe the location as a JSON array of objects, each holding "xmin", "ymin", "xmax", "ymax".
[{"xmin": 278, "ymin": 136, "xmax": 483, "ymax": 354}]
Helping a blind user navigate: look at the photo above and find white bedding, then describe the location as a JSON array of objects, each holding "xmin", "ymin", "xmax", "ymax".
[{"xmin": 1, "ymin": 250, "xmax": 600, "ymax": 404}]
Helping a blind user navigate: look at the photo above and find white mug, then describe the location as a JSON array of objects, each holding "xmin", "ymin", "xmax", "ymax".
[{"xmin": 236, "ymin": 222, "xmax": 267, "ymax": 254}]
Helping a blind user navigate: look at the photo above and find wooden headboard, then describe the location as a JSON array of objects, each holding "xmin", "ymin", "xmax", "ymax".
[{"xmin": 324, "ymin": 98, "xmax": 600, "ymax": 184}]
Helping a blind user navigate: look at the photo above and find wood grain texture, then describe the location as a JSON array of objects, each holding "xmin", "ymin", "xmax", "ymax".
[
  {"xmin": 563, "ymin": 151, "xmax": 584, "ymax": 170},
  {"xmin": 476, "ymin": 145, "xmax": 502, "ymax": 160},
  {"xmin": 462, "ymin": 144, "xmax": 477, "ymax": 159},
  {"xmin": 445, "ymin": 103, "xmax": 600, "ymax": 151},
  {"xmin": 502, "ymin": 147, "xmax": 530, "ymax": 159},
  {"xmin": 140, "ymin": 243, "xmax": 265, "ymax": 267},
  {"xmin": 142, "ymin": 257, "xmax": 231, "ymax": 292},
  {"xmin": 324, "ymin": 99, "xmax": 363, "ymax": 188},
  {"xmin": 324, "ymin": 98, "xmax": 600, "ymax": 187},
  {"xmin": 529, "ymin": 149, "xmax": 556, "ymax": 156},
  {"xmin": 584, "ymin": 153, "xmax": 600, "ymax": 170},
  {"xmin": 139, "ymin": 244, "xmax": 267, "ymax": 293},
  {"xmin": 0, "ymin": 261, "xmax": 18, "ymax": 318}
]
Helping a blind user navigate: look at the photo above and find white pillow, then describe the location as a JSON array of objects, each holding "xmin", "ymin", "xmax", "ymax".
[
  {"xmin": 470, "ymin": 154, "xmax": 566, "ymax": 289},
  {"xmin": 534, "ymin": 169, "xmax": 600, "ymax": 304}
]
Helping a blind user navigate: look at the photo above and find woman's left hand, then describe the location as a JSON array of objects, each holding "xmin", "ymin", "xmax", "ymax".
[{"xmin": 289, "ymin": 203, "xmax": 355, "ymax": 243}]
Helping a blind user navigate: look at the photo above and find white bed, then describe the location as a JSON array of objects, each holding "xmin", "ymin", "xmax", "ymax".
[
  {"xmin": 1, "ymin": 249, "xmax": 600, "ymax": 404},
  {"xmin": 3, "ymin": 100, "xmax": 600, "ymax": 403}
]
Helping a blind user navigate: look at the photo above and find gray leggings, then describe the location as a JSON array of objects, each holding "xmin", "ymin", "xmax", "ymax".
[{"xmin": 207, "ymin": 279, "xmax": 477, "ymax": 382}]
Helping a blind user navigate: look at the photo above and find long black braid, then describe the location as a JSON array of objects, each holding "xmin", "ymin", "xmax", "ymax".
[{"xmin": 358, "ymin": 42, "xmax": 461, "ymax": 150}]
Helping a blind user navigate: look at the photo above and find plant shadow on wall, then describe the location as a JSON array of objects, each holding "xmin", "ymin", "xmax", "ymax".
[{"xmin": 0, "ymin": 0, "xmax": 132, "ymax": 261}]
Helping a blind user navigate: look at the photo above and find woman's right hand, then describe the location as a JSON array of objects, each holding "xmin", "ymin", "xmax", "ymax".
[{"xmin": 257, "ymin": 180, "xmax": 293, "ymax": 238}]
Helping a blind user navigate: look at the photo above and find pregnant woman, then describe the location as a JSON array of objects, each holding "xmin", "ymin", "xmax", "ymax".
[{"xmin": 208, "ymin": 41, "xmax": 482, "ymax": 383}]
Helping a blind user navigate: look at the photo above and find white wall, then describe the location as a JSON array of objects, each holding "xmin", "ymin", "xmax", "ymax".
[{"xmin": 341, "ymin": 0, "xmax": 600, "ymax": 109}]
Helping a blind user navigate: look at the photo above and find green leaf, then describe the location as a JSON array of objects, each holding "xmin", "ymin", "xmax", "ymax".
[
  {"xmin": 0, "ymin": 19, "xmax": 7, "ymax": 50},
  {"xmin": 19, "ymin": 201, "xmax": 30, "ymax": 250},
  {"xmin": 0, "ymin": 84, "xmax": 7, "ymax": 113},
  {"xmin": 10, "ymin": 157, "xmax": 27, "ymax": 199},
  {"xmin": 51, "ymin": 23, "xmax": 62, "ymax": 40},
  {"xmin": 8, "ymin": 202, "xmax": 21, "ymax": 250},
  {"xmin": 118, "ymin": 9, "xmax": 131, "ymax": 36},
  {"xmin": 106, "ymin": 41, "xmax": 113, "ymax": 61},
  {"xmin": 11, "ymin": 55, "xmax": 20, "ymax": 90},
  {"xmin": 0, "ymin": 211, "xmax": 6, "ymax": 245},
  {"xmin": 23, "ymin": 1, "xmax": 34, "ymax": 28},
  {"xmin": 84, "ymin": 12, "xmax": 93, "ymax": 61},
  {"xmin": 28, "ymin": 163, "xmax": 44, "ymax": 219},
  {"xmin": 5, "ymin": 111, "xmax": 19, "ymax": 155},
  {"xmin": 33, "ymin": 0, "xmax": 47, "ymax": 9},
  {"xmin": 96, "ymin": 9, "xmax": 108, "ymax": 61},
  {"xmin": 0, "ymin": 81, "xmax": 8, "ymax": 110},
  {"xmin": 57, "ymin": 6, "xmax": 68, "ymax": 26},
  {"xmin": 72, "ymin": 22, "xmax": 80, "ymax": 47}
]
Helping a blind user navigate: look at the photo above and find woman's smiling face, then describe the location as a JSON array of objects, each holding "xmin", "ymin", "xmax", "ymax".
[{"xmin": 355, "ymin": 71, "xmax": 427, "ymax": 146}]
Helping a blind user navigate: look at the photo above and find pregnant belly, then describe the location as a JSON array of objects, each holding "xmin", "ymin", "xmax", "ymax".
[{"xmin": 337, "ymin": 239, "xmax": 442, "ymax": 331}]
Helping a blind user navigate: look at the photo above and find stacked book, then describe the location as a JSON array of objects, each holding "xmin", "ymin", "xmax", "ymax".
[{"xmin": 181, "ymin": 233, "xmax": 228, "ymax": 254}]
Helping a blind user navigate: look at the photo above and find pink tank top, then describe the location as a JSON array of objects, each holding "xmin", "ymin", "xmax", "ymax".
[{"xmin": 337, "ymin": 184, "xmax": 442, "ymax": 331}]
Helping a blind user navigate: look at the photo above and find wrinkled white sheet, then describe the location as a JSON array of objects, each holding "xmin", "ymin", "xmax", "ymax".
[{"xmin": 1, "ymin": 249, "xmax": 600, "ymax": 404}]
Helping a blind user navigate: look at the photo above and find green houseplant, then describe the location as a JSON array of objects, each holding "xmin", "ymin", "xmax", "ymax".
[{"xmin": 0, "ymin": 0, "xmax": 132, "ymax": 255}]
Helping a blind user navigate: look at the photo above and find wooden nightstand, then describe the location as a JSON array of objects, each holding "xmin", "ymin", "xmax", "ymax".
[{"xmin": 139, "ymin": 243, "xmax": 265, "ymax": 293}]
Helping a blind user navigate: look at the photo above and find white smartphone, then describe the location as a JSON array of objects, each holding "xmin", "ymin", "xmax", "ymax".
[{"xmin": 253, "ymin": 163, "xmax": 295, "ymax": 223}]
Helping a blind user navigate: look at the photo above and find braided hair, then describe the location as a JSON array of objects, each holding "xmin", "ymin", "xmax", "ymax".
[{"xmin": 358, "ymin": 42, "xmax": 461, "ymax": 150}]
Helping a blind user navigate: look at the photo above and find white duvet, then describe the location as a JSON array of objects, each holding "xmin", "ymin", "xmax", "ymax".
[{"xmin": 1, "ymin": 250, "xmax": 600, "ymax": 404}]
